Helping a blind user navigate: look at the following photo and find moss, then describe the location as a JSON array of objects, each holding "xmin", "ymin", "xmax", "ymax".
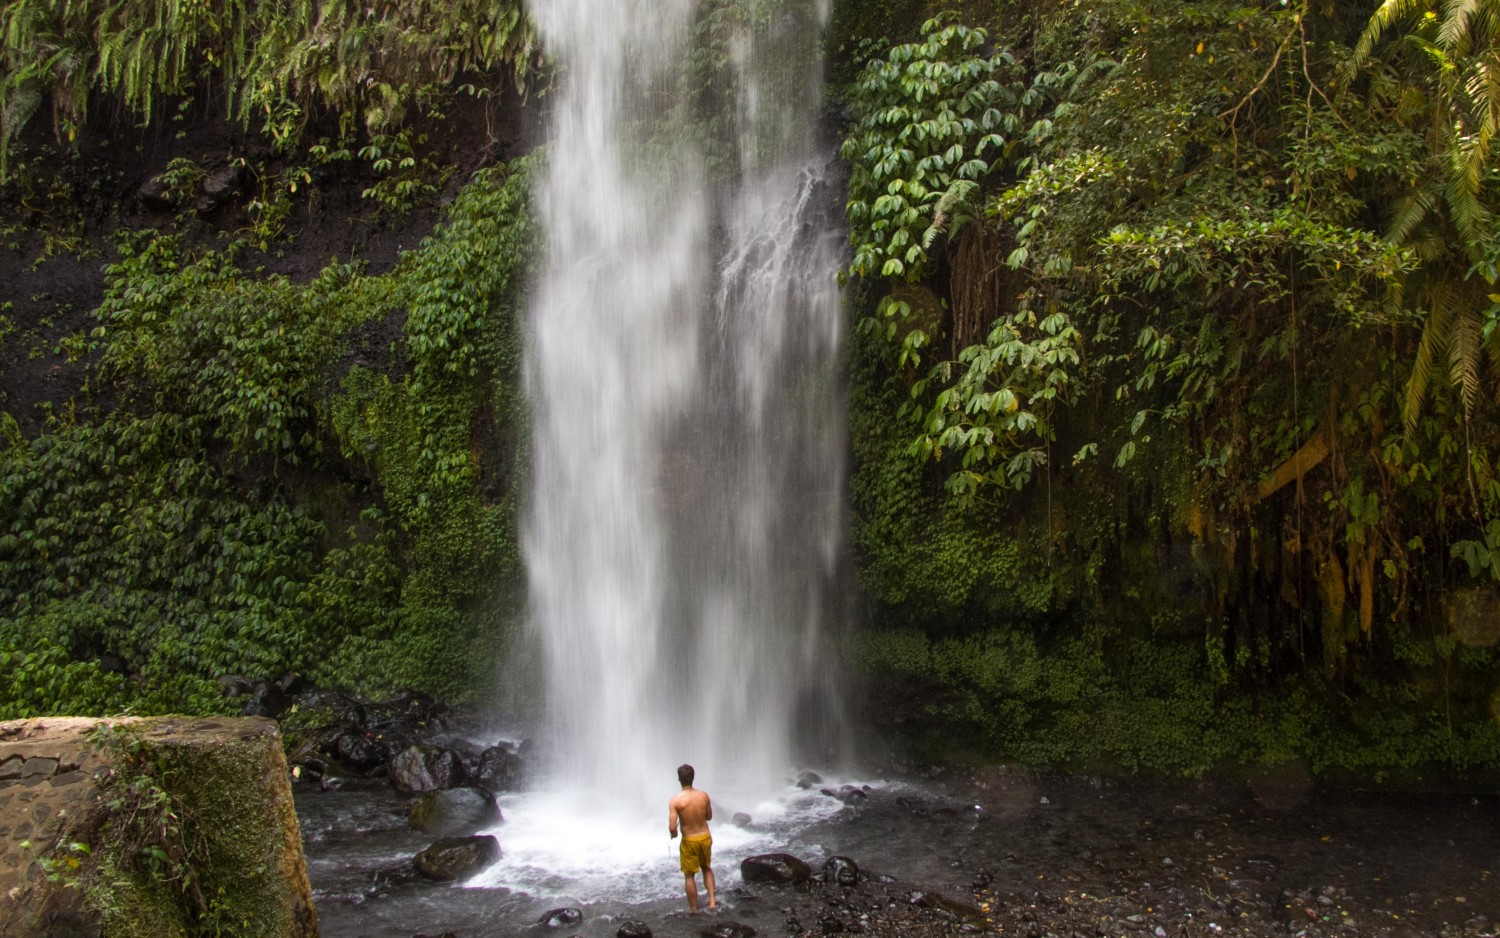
[{"xmin": 81, "ymin": 719, "xmax": 316, "ymax": 937}]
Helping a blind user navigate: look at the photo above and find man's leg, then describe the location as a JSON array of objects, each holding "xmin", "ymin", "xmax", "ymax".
[
  {"xmin": 684, "ymin": 873, "xmax": 699, "ymax": 912},
  {"xmin": 704, "ymin": 864, "xmax": 717, "ymax": 909}
]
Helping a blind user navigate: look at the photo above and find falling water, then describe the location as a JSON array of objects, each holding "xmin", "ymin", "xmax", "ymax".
[{"xmin": 524, "ymin": 0, "xmax": 848, "ymax": 817}]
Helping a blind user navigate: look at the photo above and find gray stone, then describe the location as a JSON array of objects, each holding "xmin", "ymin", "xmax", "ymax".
[
  {"xmin": 822, "ymin": 855, "xmax": 859, "ymax": 886},
  {"xmin": 741, "ymin": 852, "xmax": 811, "ymax": 885},
  {"xmin": 413, "ymin": 835, "xmax": 500, "ymax": 882},
  {"xmin": 409, "ymin": 787, "xmax": 501, "ymax": 836},
  {"xmin": 538, "ymin": 907, "xmax": 583, "ymax": 928}
]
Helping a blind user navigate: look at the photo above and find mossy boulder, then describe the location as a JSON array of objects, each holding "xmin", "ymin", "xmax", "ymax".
[
  {"xmin": 413, "ymin": 834, "xmax": 500, "ymax": 882},
  {"xmin": 408, "ymin": 786, "xmax": 501, "ymax": 835},
  {"xmin": 0, "ymin": 716, "xmax": 317, "ymax": 938}
]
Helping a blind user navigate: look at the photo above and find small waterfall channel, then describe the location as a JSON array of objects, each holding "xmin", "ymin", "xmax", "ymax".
[{"xmin": 523, "ymin": 0, "xmax": 848, "ymax": 814}]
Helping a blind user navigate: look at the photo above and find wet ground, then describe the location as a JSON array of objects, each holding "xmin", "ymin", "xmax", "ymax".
[{"xmin": 298, "ymin": 764, "xmax": 1500, "ymax": 938}]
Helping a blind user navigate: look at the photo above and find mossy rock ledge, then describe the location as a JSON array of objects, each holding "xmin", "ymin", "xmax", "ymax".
[{"xmin": 0, "ymin": 716, "xmax": 317, "ymax": 938}]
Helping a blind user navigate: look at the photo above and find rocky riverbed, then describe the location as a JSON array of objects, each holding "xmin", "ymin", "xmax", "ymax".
[
  {"xmin": 260, "ymin": 683, "xmax": 1499, "ymax": 937},
  {"xmin": 295, "ymin": 751, "xmax": 1499, "ymax": 938}
]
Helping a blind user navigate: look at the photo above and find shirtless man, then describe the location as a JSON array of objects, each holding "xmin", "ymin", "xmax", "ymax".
[{"xmin": 668, "ymin": 763, "xmax": 716, "ymax": 912}]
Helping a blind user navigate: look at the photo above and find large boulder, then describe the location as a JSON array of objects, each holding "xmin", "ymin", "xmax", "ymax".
[
  {"xmin": 413, "ymin": 835, "xmax": 500, "ymax": 882},
  {"xmin": 0, "ymin": 717, "xmax": 317, "ymax": 938},
  {"xmin": 740, "ymin": 852, "xmax": 811, "ymax": 885},
  {"xmin": 409, "ymin": 787, "xmax": 501, "ymax": 836},
  {"xmin": 389, "ymin": 745, "xmax": 471, "ymax": 795}
]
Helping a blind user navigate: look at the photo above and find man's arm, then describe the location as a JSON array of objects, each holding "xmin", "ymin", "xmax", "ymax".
[
  {"xmin": 668, "ymin": 800, "xmax": 679, "ymax": 838},
  {"xmin": 705, "ymin": 795, "xmax": 713, "ymax": 822}
]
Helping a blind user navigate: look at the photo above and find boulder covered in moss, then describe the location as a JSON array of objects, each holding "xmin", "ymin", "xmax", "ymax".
[
  {"xmin": 413, "ymin": 834, "xmax": 500, "ymax": 881},
  {"xmin": 0, "ymin": 716, "xmax": 317, "ymax": 938},
  {"xmin": 409, "ymin": 786, "xmax": 501, "ymax": 835}
]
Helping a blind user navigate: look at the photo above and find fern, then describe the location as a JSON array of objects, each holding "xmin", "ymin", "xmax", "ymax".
[{"xmin": 0, "ymin": 0, "xmax": 535, "ymax": 179}]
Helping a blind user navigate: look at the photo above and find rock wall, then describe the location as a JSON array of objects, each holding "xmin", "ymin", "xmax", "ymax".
[{"xmin": 0, "ymin": 716, "xmax": 317, "ymax": 938}]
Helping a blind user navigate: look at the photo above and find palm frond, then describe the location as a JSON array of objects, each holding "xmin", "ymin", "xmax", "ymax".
[
  {"xmin": 1404, "ymin": 282, "xmax": 1458, "ymax": 429},
  {"xmin": 1450, "ymin": 301, "xmax": 1485, "ymax": 415},
  {"xmin": 1438, "ymin": 0, "xmax": 1483, "ymax": 55},
  {"xmin": 1353, "ymin": 0, "xmax": 1436, "ymax": 68},
  {"xmin": 1386, "ymin": 186, "xmax": 1439, "ymax": 245}
]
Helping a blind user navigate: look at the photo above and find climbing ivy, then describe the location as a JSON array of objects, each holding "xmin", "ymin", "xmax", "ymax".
[{"xmin": 843, "ymin": 0, "xmax": 1500, "ymax": 777}]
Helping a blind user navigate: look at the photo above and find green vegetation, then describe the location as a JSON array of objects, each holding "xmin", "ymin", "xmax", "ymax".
[
  {"xmin": 0, "ymin": 0, "xmax": 533, "ymax": 175},
  {"xmin": 0, "ymin": 158, "xmax": 536, "ymax": 717},
  {"xmin": 840, "ymin": 0, "xmax": 1500, "ymax": 776},
  {"xmin": 2, "ymin": 0, "xmax": 1500, "ymax": 782}
]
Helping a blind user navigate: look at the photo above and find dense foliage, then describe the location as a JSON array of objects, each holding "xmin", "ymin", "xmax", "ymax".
[
  {"xmin": 0, "ymin": 158, "xmax": 536, "ymax": 717},
  {"xmin": 0, "ymin": 0, "xmax": 535, "ymax": 176},
  {"xmin": 840, "ymin": 0, "xmax": 1500, "ymax": 775},
  {"xmin": 3, "ymin": 0, "xmax": 1500, "ymax": 781}
]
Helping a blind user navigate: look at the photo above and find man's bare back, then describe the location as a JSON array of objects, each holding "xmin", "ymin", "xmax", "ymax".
[{"xmin": 669, "ymin": 787, "xmax": 712, "ymax": 837}]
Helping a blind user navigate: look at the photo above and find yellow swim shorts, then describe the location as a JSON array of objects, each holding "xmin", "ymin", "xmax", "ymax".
[{"xmin": 679, "ymin": 832, "xmax": 712, "ymax": 875}]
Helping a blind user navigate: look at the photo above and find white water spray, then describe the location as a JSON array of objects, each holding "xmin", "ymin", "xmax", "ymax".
[{"xmin": 523, "ymin": 0, "xmax": 848, "ymax": 824}]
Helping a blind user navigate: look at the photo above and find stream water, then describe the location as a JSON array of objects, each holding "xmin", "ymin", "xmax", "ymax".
[{"xmin": 298, "ymin": 761, "xmax": 1500, "ymax": 937}]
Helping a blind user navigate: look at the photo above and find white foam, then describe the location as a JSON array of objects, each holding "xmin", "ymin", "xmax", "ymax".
[{"xmin": 463, "ymin": 778, "xmax": 873, "ymax": 904}]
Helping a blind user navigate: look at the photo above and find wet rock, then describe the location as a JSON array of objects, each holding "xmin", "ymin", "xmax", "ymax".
[
  {"xmin": 817, "ymin": 913, "xmax": 844, "ymax": 933},
  {"xmin": 702, "ymin": 923, "xmax": 756, "ymax": 938},
  {"xmin": 412, "ymin": 835, "xmax": 500, "ymax": 882},
  {"xmin": 820, "ymin": 786, "xmax": 868, "ymax": 805},
  {"xmin": 616, "ymin": 921, "xmax": 652, "ymax": 938},
  {"xmin": 334, "ymin": 731, "xmax": 390, "ymax": 773},
  {"xmin": 795, "ymin": 770, "xmax": 823, "ymax": 789},
  {"xmin": 742, "ymin": 852, "xmax": 811, "ymax": 885},
  {"xmin": 290, "ymin": 757, "xmax": 327, "ymax": 786},
  {"xmin": 367, "ymin": 860, "xmax": 422, "ymax": 894},
  {"xmin": 194, "ymin": 162, "xmax": 247, "ymax": 215},
  {"xmin": 732, "ymin": 812, "xmax": 753, "ymax": 828},
  {"xmin": 538, "ymin": 907, "xmax": 582, "ymax": 928},
  {"xmin": 241, "ymin": 679, "xmax": 294, "ymax": 718},
  {"xmin": 822, "ymin": 855, "xmax": 860, "ymax": 886},
  {"xmin": 910, "ymin": 892, "xmax": 985, "ymax": 924},
  {"xmin": 409, "ymin": 786, "xmax": 501, "ymax": 835},
  {"xmin": 474, "ymin": 744, "xmax": 525, "ymax": 791},
  {"xmin": 138, "ymin": 176, "xmax": 178, "ymax": 212},
  {"xmin": 389, "ymin": 745, "xmax": 471, "ymax": 795},
  {"xmin": 386, "ymin": 687, "xmax": 438, "ymax": 712}
]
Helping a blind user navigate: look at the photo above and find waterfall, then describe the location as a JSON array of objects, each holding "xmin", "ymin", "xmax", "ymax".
[{"xmin": 523, "ymin": 0, "xmax": 847, "ymax": 815}]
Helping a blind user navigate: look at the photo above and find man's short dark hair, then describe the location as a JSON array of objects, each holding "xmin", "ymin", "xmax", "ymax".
[{"xmin": 677, "ymin": 763, "xmax": 694, "ymax": 786}]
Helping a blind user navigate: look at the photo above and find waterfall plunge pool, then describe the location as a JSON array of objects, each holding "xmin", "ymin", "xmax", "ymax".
[{"xmin": 298, "ymin": 762, "xmax": 1499, "ymax": 938}]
